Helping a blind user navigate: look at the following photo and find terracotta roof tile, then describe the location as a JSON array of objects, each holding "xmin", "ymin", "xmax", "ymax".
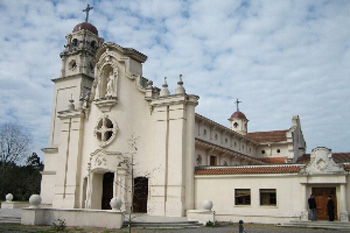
[
  {"xmin": 344, "ymin": 164, "xmax": 350, "ymax": 171},
  {"xmin": 332, "ymin": 153, "xmax": 350, "ymax": 163},
  {"xmin": 296, "ymin": 154, "xmax": 310, "ymax": 164},
  {"xmin": 258, "ymin": 157, "xmax": 287, "ymax": 164},
  {"xmin": 246, "ymin": 130, "xmax": 288, "ymax": 143},
  {"xmin": 296, "ymin": 153, "xmax": 350, "ymax": 164},
  {"xmin": 195, "ymin": 166, "xmax": 301, "ymax": 175}
]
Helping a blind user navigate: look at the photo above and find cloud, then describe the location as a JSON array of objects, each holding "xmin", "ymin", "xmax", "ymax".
[{"xmin": 0, "ymin": 0, "xmax": 349, "ymax": 159}]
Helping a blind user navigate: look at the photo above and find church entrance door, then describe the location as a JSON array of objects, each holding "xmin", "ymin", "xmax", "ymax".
[
  {"xmin": 312, "ymin": 187, "xmax": 337, "ymax": 220},
  {"xmin": 102, "ymin": 172, "xmax": 114, "ymax": 209},
  {"xmin": 133, "ymin": 177, "xmax": 148, "ymax": 213}
]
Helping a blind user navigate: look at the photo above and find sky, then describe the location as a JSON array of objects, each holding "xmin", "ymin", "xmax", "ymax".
[{"xmin": 0, "ymin": 0, "xmax": 349, "ymax": 161}]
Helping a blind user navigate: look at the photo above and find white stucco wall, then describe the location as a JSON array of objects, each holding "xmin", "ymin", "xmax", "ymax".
[{"xmin": 194, "ymin": 173, "xmax": 305, "ymax": 223}]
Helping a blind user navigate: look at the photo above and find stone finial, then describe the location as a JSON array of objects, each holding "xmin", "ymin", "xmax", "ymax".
[
  {"xmin": 110, "ymin": 197, "xmax": 123, "ymax": 211},
  {"xmin": 5, "ymin": 193, "xmax": 13, "ymax": 202},
  {"xmin": 175, "ymin": 74, "xmax": 186, "ymax": 94},
  {"xmin": 29, "ymin": 194, "xmax": 42, "ymax": 208},
  {"xmin": 160, "ymin": 77, "xmax": 170, "ymax": 97},
  {"xmin": 146, "ymin": 80, "xmax": 153, "ymax": 89},
  {"xmin": 202, "ymin": 200, "xmax": 213, "ymax": 211}
]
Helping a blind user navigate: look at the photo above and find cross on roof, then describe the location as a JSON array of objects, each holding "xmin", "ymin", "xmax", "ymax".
[
  {"xmin": 83, "ymin": 4, "xmax": 93, "ymax": 23},
  {"xmin": 235, "ymin": 98, "xmax": 242, "ymax": 112}
]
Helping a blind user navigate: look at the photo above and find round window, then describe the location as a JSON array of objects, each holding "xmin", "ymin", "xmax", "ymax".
[{"xmin": 94, "ymin": 115, "xmax": 118, "ymax": 147}]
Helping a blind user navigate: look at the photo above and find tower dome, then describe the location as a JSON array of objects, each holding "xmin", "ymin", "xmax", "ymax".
[
  {"xmin": 73, "ymin": 22, "xmax": 98, "ymax": 35},
  {"xmin": 229, "ymin": 111, "xmax": 247, "ymax": 120}
]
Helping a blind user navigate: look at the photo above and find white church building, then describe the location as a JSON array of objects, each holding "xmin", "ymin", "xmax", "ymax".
[{"xmin": 39, "ymin": 16, "xmax": 350, "ymax": 225}]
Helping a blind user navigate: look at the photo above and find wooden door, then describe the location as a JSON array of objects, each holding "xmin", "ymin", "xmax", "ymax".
[
  {"xmin": 101, "ymin": 172, "xmax": 114, "ymax": 209},
  {"xmin": 312, "ymin": 187, "xmax": 337, "ymax": 220},
  {"xmin": 133, "ymin": 177, "xmax": 148, "ymax": 213}
]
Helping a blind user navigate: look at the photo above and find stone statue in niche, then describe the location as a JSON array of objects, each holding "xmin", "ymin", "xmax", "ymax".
[
  {"xmin": 95, "ymin": 78, "xmax": 100, "ymax": 99},
  {"xmin": 105, "ymin": 71, "xmax": 114, "ymax": 98}
]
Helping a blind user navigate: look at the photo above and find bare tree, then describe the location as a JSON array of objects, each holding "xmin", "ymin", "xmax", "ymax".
[
  {"xmin": 0, "ymin": 122, "xmax": 31, "ymax": 164},
  {"xmin": 117, "ymin": 134, "xmax": 160, "ymax": 233},
  {"xmin": 0, "ymin": 123, "xmax": 31, "ymax": 199}
]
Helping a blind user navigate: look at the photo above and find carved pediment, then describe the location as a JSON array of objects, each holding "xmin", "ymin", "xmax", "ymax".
[
  {"xmin": 305, "ymin": 147, "xmax": 344, "ymax": 174},
  {"xmin": 88, "ymin": 149, "xmax": 124, "ymax": 172}
]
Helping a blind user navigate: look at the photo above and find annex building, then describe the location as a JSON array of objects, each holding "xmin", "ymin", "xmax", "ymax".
[{"xmin": 39, "ymin": 16, "xmax": 350, "ymax": 224}]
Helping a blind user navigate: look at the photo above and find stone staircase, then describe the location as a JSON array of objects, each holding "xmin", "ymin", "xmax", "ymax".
[
  {"xmin": 281, "ymin": 220, "xmax": 350, "ymax": 230},
  {"xmin": 0, "ymin": 209, "xmax": 22, "ymax": 224},
  {"xmin": 0, "ymin": 216, "xmax": 21, "ymax": 224}
]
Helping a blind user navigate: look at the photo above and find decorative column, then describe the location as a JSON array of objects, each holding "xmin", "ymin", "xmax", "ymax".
[
  {"xmin": 339, "ymin": 184, "xmax": 349, "ymax": 222},
  {"xmin": 300, "ymin": 184, "xmax": 308, "ymax": 220},
  {"xmin": 117, "ymin": 168, "xmax": 127, "ymax": 211}
]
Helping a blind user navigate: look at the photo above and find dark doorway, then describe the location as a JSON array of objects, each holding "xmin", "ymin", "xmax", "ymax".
[
  {"xmin": 312, "ymin": 187, "xmax": 337, "ymax": 220},
  {"xmin": 210, "ymin": 156, "xmax": 217, "ymax": 166},
  {"xmin": 101, "ymin": 172, "xmax": 114, "ymax": 209},
  {"xmin": 133, "ymin": 177, "xmax": 148, "ymax": 213}
]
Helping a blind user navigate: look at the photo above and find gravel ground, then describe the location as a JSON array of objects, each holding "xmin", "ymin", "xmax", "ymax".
[{"xmin": 1, "ymin": 223, "xmax": 349, "ymax": 233}]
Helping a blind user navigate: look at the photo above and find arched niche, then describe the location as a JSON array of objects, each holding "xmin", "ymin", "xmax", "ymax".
[{"xmin": 95, "ymin": 61, "xmax": 119, "ymax": 100}]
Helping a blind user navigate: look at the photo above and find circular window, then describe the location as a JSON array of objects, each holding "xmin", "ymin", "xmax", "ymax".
[{"xmin": 94, "ymin": 115, "xmax": 118, "ymax": 147}]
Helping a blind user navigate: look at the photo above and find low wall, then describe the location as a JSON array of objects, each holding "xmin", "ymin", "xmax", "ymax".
[
  {"xmin": 21, "ymin": 208, "xmax": 124, "ymax": 229},
  {"xmin": 187, "ymin": 210, "xmax": 215, "ymax": 225},
  {"xmin": 1, "ymin": 202, "xmax": 30, "ymax": 209}
]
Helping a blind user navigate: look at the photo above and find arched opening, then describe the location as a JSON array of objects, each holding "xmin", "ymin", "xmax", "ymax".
[
  {"xmin": 99, "ymin": 66, "xmax": 113, "ymax": 98},
  {"xmin": 72, "ymin": 38, "xmax": 78, "ymax": 47},
  {"xmin": 133, "ymin": 177, "xmax": 148, "ymax": 213}
]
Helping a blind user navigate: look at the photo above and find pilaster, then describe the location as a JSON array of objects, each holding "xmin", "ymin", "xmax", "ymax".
[
  {"xmin": 53, "ymin": 109, "xmax": 85, "ymax": 208},
  {"xmin": 149, "ymin": 94, "xmax": 198, "ymax": 217}
]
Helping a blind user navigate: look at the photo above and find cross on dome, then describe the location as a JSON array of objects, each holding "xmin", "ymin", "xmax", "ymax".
[
  {"xmin": 83, "ymin": 4, "xmax": 93, "ymax": 23},
  {"xmin": 235, "ymin": 98, "xmax": 242, "ymax": 112}
]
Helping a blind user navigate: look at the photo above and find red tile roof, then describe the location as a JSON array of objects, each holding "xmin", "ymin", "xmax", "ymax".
[
  {"xmin": 345, "ymin": 164, "xmax": 350, "ymax": 171},
  {"xmin": 246, "ymin": 130, "xmax": 288, "ymax": 143},
  {"xmin": 296, "ymin": 154, "xmax": 310, "ymax": 164},
  {"xmin": 195, "ymin": 165, "xmax": 301, "ymax": 175},
  {"xmin": 258, "ymin": 157, "xmax": 287, "ymax": 164},
  {"xmin": 333, "ymin": 153, "xmax": 350, "ymax": 163},
  {"xmin": 296, "ymin": 153, "xmax": 350, "ymax": 164}
]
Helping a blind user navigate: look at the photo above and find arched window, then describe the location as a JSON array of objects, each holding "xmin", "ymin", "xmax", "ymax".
[{"xmin": 72, "ymin": 38, "xmax": 78, "ymax": 47}]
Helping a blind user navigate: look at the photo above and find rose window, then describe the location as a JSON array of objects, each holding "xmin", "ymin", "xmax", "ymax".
[{"xmin": 94, "ymin": 115, "xmax": 117, "ymax": 147}]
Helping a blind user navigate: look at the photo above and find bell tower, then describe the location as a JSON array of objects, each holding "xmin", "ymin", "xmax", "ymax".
[
  {"xmin": 60, "ymin": 5, "xmax": 104, "ymax": 79},
  {"xmin": 228, "ymin": 99, "xmax": 248, "ymax": 135},
  {"xmin": 48, "ymin": 4, "xmax": 104, "ymax": 147}
]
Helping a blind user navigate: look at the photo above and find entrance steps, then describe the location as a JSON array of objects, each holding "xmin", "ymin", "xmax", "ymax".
[
  {"xmin": 0, "ymin": 209, "xmax": 22, "ymax": 224},
  {"xmin": 123, "ymin": 214, "xmax": 203, "ymax": 229},
  {"xmin": 0, "ymin": 216, "xmax": 21, "ymax": 224},
  {"xmin": 281, "ymin": 220, "xmax": 350, "ymax": 230}
]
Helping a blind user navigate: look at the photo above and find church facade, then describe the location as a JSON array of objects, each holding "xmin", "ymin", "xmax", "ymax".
[{"xmin": 40, "ymin": 19, "xmax": 350, "ymax": 223}]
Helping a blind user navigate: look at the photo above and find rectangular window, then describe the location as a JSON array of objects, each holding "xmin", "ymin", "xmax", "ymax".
[
  {"xmin": 260, "ymin": 189, "xmax": 277, "ymax": 206},
  {"xmin": 235, "ymin": 189, "xmax": 251, "ymax": 205}
]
